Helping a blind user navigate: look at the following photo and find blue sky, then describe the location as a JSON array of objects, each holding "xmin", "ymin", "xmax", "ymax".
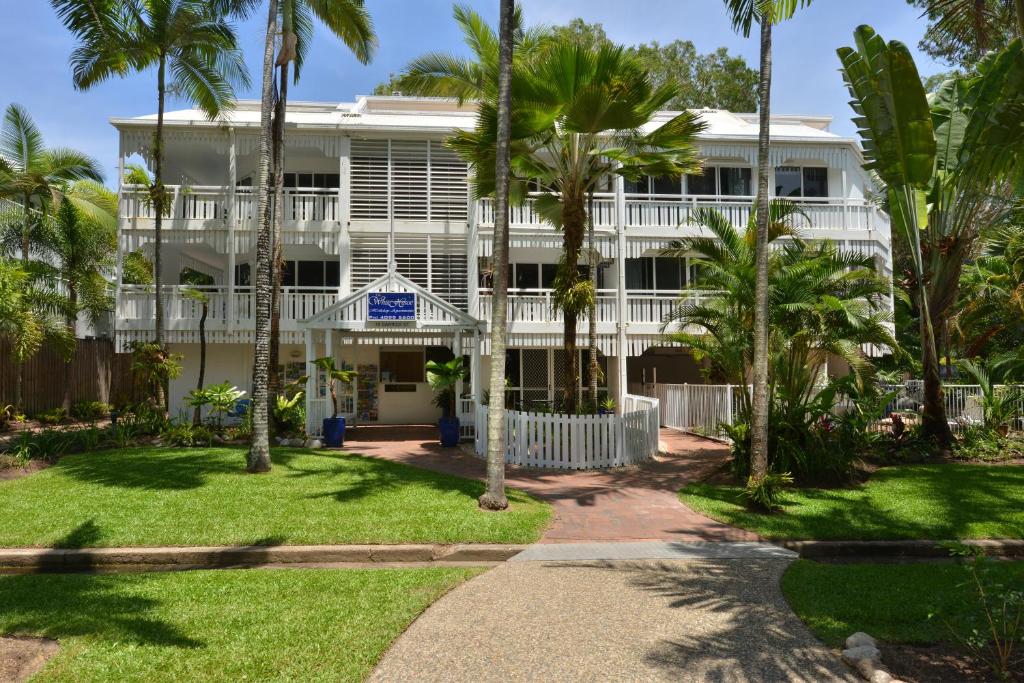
[{"xmin": 0, "ymin": 0, "xmax": 946, "ymax": 183}]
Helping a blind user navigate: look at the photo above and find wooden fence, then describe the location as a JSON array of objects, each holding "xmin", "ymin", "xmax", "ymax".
[
  {"xmin": 473, "ymin": 394, "xmax": 660, "ymax": 470},
  {"xmin": 0, "ymin": 338, "xmax": 138, "ymax": 414}
]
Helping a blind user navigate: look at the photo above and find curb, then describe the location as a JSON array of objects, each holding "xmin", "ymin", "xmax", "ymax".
[
  {"xmin": 0, "ymin": 544, "xmax": 527, "ymax": 572},
  {"xmin": 783, "ymin": 539, "xmax": 1024, "ymax": 559}
]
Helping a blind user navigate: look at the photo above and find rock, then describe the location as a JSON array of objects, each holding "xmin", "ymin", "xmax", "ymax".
[
  {"xmin": 303, "ymin": 438, "xmax": 322, "ymax": 449},
  {"xmin": 842, "ymin": 646, "xmax": 881, "ymax": 668},
  {"xmin": 846, "ymin": 632, "xmax": 877, "ymax": 650},
  {"xmin": 871, "ymin": 670, "xmax": 892, "ymax": 683},
  {"xmin": 211, "ymin": 434, "xmax": 225, "ymax": 444},
  {"xmin": 275, "ymin": 437, "xmax": 285, "ymax": 445},
  {"xmin": 856, "ymin": 658, "xmax": 877, "ymax": 680}
]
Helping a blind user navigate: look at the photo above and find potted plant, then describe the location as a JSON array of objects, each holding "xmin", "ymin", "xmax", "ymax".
[
  {"xmin": 311, "ymin": 357, "xmax": 354, "ymax": 447},
  {"xmin": 426, "ymin": 357, "xmax": 468, "ymax": 447},
  {"xmin": 598, "ymin": 398, "xmax": 616, "ymax": 416}
]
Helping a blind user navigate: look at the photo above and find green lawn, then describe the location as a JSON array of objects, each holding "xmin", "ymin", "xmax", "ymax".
[
  {"xmin": 782, "ymin": 559, "xmax": 1024, "ymax": 647},
  {"xmin": 679, "ymin": 464, "xmax": 1024, "ymax": 540},
  {"xmin": 0, "ymin": 567, "xmax": 478, "ymax": 682},
  {"xmin": 0, "ymin": 447, "xmax": 550, "ymax": 547}
]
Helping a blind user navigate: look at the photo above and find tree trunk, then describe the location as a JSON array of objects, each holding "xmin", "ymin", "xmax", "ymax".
[
  {"xmin": 21, "ymin": 196, "xmax": 30, "ymax": 262},
  {"xmin": 479, "ymin": 0, "xmax": 515, "ymax": 512},
  {"xmin": 268, "ymin": 62, "xmax": 289, "ymax": 419},
  {"xmin": 247, "ymin": 0, "xmax": 279, "ymax": 474},
  {"xmin": 193, "ymin": 300, "xmax": 207, "ymax": 426},
  {"xmin": 62, "ymin": 286, "xmax": 78, "ymax": 414},
  {"xmin": 153, "ymin": 55, "xmax": 167, "ymax": 413},
  {"xmin": 749, "ymin": 17, "xmax": 773, "ymax": 483},
  {"xmin": 1016, "ymin": 0, "xmax": 1024, "ymax": 40},
  {"xmin": 560, "ymin": 192, "xmax": 586, "ymax": 415},
  {"xmin": 587, "ymin": 193, "xmax": 599, "ymax": 407},
  {"xmin": 922, "ymin": 305, "xmax": 953, "ymax": 447},
  {"xmin": 13, "ymin": 361, "xmax": 23, "ymax": 414}
]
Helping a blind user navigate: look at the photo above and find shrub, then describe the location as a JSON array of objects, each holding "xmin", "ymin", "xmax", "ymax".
[
  {"xmin": 742, "ymin": 472, "xmax": 793, "ymax": 512},
  {"xmin": 71, "ymin": 401, "xmax": 112, "ymax": 421},
  {"xmin": 104, "ymin": 422, "xmax": 141, "ymax": 450},
  {"xmin": 35, "ymin": 408, "xmax": 67, "ymax": 425},
  {"xmin": 161, "ymin": 421, "xmax": 213, "ymax": 448},
  {"xmin": 0, "ymin": 404, "xmax": 13, "ymax": 431},
  {"xmin": 273, "ymin": 392, "xmax": 305, "ymax": 437}
]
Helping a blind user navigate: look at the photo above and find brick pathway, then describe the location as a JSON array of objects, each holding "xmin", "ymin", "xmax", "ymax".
[{"xmin": 342, "ymin": 425, "xmax": 756, "ymax": 543}]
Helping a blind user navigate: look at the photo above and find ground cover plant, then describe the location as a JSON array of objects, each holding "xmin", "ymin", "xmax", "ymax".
[
  {"xmin": 0, "ymin": 567, "xmax": 478, "ymax": 682},
  {"xmin": 680, "ymin": 464, "xmax": 1024, "ymax": 540},
  {"xmin": 0, "ymin": 446, "xmax": 551, "ymax": 547}
]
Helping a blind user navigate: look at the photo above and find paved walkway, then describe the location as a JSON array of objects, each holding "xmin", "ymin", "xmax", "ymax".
[
  {"xmin": 370, "ymin": 558, "xmax": 855, "ymax": 682},
  {"xmin": 343, "ymin": 426, "xmax": 756, "ymax": 543}
]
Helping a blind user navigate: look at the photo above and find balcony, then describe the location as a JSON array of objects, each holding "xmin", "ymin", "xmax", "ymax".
[
  {"xmin": 117, "ymin": 285, "xmax": 338, "ymax": 331},
  {"xmin": 477, "ymin": 288, "xmax": 719, "ymax": 331},
  {"xmin": 477, "ymin": 193, "xmax": 890, "ymax": 235}
]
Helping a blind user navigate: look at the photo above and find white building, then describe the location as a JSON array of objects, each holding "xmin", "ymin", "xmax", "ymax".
[{"xmin": 110, "ymin": 96, "xmax": 891, "ymax": 434}]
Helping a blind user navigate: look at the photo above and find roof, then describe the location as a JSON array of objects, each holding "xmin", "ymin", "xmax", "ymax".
[{"xmin": 110, "ymin": 96, "xmax": 851, "ymax": 145}]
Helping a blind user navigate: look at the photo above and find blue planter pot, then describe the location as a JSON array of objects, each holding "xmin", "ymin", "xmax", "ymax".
[
  {"xmin": 438, "ymin": 416, "xmax": 460, "ymax": 447},
  {"xmin": 597, "ymin": 408, "xmax": 608, "ymax": 416},
  {"xmin": 322, "ymin": 417, "xmax": 346, "ymax": 448}
]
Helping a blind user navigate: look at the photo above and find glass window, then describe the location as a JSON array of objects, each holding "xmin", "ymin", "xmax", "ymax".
[
  {"xmin": 325, "ymin": 260, "xmax": 340, "ymax": 287},
  {"xmin": 514, "ymin": 263, "xmax": 540, "ymax": 289},
  {"xmin": 803, "ymin": 167, "xmax": 828, "ymax": 197},
  {"xmin": 235, "ymin": 263, "xmax": 251, "ymax": 286},
  {"xmin": 651, "ymin": 176, "xmax": 681, "ymax": 195},
  {"xmin": 505, "ymin": 349, "xmax": 521, "ymax": 387},
  {"xmin": 625, "ymin": 258, "xmax": 654, "ymax": 290},
  {"xmin": 687, "ymin": 170, "xmax": 716, "ymax": 196},
  {"xmin": 719, "ymin": 167, "xmax": 752, "ymax": 196},
  {"xmin": 624, "ymin": 177, "xmax": 651, "ymax": 194},
  {"xmin": 654, "ymin": 257, "xmax": 682, "ymax": 291},
  {"xmin": 283, "ymin": 173, "xmax": 297, "ymax": 188},
  {"xmin": 297, "ymin": 173, "xmax": 313, "ymax": 188},
  {"xmin": 380, "ymin": 350, "xmax": 424, "ymax": 383},
  {"xmin": 297, "ymin": 261, "xmax": 324, "ymax": 288},
  {"xmin": 281, "ymin": 260, "xmax": 295, "ymax": 288},
  {"xmin": 774, "ymin": 166, "xmax": 802, "ymax": 197},
  {"xmin": 541, "ymin": 263, "xmax": 558, "ymax": 289}
]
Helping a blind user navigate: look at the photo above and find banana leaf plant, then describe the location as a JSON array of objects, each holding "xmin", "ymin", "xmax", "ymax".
[{"xmin": 311, "ymin": 357, "xmax": 354, "ymax": 419}]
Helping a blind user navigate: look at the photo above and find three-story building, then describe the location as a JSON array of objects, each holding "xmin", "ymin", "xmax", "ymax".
[{"xmin": 111, "ymin": 96, "xmax": 891, "ymax": 434}]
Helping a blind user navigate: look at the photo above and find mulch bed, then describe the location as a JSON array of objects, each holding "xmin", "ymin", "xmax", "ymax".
[
  {"xmin": 0, "ymin": 460, "xmax": 49, "ymax": 482},
  {"xmin": 0, "ymin": 636, "xmax": 59, "ymax": 682},
  {"xmin": 883, "ymin": 642, "xmax": 1017, "ymax": 682}
]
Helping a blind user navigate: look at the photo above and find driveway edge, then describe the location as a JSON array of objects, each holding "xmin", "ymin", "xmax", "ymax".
[{"xmin": 784, "ymin": 538, "xmax": 1024, "ymax": 559}]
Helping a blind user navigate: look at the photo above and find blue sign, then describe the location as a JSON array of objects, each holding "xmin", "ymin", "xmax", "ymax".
[{"xmin": 367, "ymin": 292, "xmax": 417, "ymax": 321}]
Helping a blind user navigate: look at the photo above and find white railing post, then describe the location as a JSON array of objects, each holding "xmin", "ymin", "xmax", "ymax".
[{"xmin": 726, "ymin": 383, "xmax": 733, "ymax": 427}]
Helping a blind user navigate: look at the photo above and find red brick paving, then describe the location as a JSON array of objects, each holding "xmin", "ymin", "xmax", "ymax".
[{"xmin": 341, "ymin": 425, "xmax": 757, "ymax": 543}]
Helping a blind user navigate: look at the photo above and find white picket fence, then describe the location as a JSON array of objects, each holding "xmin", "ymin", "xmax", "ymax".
[
  {"xmin": 473, "ymin": 394, "xmax": 660, "ymax": 470},
  {"xmin": 631, "ymin": 381, "xmax": 1023, "ymax": 438}
]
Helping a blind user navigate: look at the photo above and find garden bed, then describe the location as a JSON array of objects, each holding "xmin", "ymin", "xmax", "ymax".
[
  {"xmin": 0, "ymin": 446, "xmax": 551, "ymax": 547},
  {"xmin": 679, "ymin": 464, "xmax": 1024, "ymax": 541}
]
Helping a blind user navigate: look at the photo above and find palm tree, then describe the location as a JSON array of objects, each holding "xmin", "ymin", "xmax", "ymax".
[
  {"xmin": 919, "ymin": 0, "xmax": 1024, "ymax": 58},
  {"xmin": 267, "ymin": 0, "xmax": 376, "ymax": 412},
  {"xmin": 723, "ymin": 0, "xmax": 813, "ymax": 489},
  {"xmin": 180, "ymin": 268, "xmax": 215, "ymax": 425},
  {"xmin": 0, "ymin": 104, "xmax": 105, "ymax": 262},
  {"xmin": 449, "ymin": 42, "xmax": 706, "ymax": 414},
  {"xmin": 0, "ymin": 258, "xmax": 73, "ymax": 412},
  {"xmin": 479, "ymin": 0, "xmax": 515, "ymax": 512},
  {"xmin": 36, "ymin": 188, "xmax": 117, "ymax": 413},
  {"xmin": 51, "ymin": 0, "xmax": 250, "ymax": 377}
]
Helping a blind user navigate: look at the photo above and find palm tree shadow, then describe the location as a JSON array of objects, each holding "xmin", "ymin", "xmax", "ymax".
[
  {"xmin": 56, "ymin": 447, "xmax": 243, "ymax": 491},
  {"xmin": 0, "ymin": 572, "xmax": 204, "ymax": 649}
]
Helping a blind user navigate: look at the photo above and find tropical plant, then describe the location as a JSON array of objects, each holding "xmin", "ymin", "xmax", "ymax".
[
  {"xmin": 266, "ymin": 0, "xmax": 375, "ymax": 409},
  {"xmin": 0, "ymin": 257, "xmax": 73, "ymax": 411},
  {"xmin": 180, "ymin": 269, "xmax": 213, "ymax": 425},
  {"xmin": 448, "ymin": 41, "xmax": 706, "ymax": 415},
  {"xmin": 273, "ymin": 391, "xmax": 305, "ymax": 436},
  {"xmin": 910, "ymin": 0, "xmax": 1024, "ymax": 66},
  {"xmin": 741, "ymin": 471, "xmax": 793, "ymax": 512},
  {"xmin": 958, "ymin": 358, "xmax": 1023, "ymax": 432},
  {"xmin": 202, "ymin": 381, "xmax": 246, "ymax": 430},
  {"xmin": 129, "ymin": 341, "xmax": 182, "ymax": 409},
  {"xmin": 34, "ymin": 193, "xmax": 116, "ymax": 413},
  {"xmin": 71, "ymin": 400, "xmax": 112, "ymax": 421},
  {"xmin": 723, "ymin": 0, "xmax": 814, "ymax": 490},
  {"xmin": 0, "ymin": 103, "xmax": 106, "ymax": 262},
  {"xmin": 51, "ymin": 0, "xmax": 250, "ymax": 407},
  {"xmin": 426, "ymin": 357, "xmax": 469, "ymax": 419},
  {"xmin": 310, "ymin": 356, "xmax": 354, "ymax": 419}
]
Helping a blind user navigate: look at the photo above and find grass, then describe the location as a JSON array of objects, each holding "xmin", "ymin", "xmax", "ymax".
[
  {"xmin": 0, "ymin": 447, "xmax": 550, "ymax": 547},
  {"xmin": 0, "ymin": 567, "xmax": 479, "ymax": 682},
  {"xmin": 679, "ymin": 464, "xmax": 1024, "ymax": 540},
  {"xmin": 782, "ymin": 559, "xmax": 1024, "ymax": 647}
]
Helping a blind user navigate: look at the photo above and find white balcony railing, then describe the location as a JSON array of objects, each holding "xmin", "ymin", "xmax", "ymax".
[
  {"xmin": 477, "ymin": 194, "xmax": 888, "ymax": 233},
  {"xmin": 476, "ymin": 288, "xmax": 720, "ymax": 325},
  {"xmin": 120, "ymin": 185, "xmax": 340, "ymax": 226},
  {"xmin": 117, "ymin": 285, "xmax": 338, "ymax": 325}
]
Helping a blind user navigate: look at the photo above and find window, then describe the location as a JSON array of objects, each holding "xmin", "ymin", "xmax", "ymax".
[
  {"xmin": 719, "ymin": 167, "xmax": 752, "ymax": 196},
  {"xmin": 514, "ymin": 263, "xmax": 540, "ymax": 290},
  {"xmin": 627, "ymin": 257, "xmax": 685, "ymax": 291},
  {"xmin": 654, "ymin": 257, "xmax": 683, "ymax": 291},
  {"xmin": 541, "ymin": 264, "xmax": 558, "ymax": 289},
  {"xmin": 380, "ymin": 350, "xmax": 424, "ymax": 383},
  {"xmin": 283, "ymin": 172, "xmax": 340, "ymax": 189},
  {"xmin": 651, "ymin": 176, "xmax": 681, "ymax": 195},
  {"xmin": 775, "ymin": 166, "xmax": 828, "ymax": 198},
  {"xmin": 235, "ymin": 263, "xmax": 251, "ymax": 286},
  {"xmin": 624, "ymin": 177, "xmax": 651, "ymax": 194},
  {"xmin": 625, "ymin": 258, "xmax": 654, "ymax": 290},
  {"xmin": 687, "ymin": 171, "xmax": 716, "ymax": 196}
]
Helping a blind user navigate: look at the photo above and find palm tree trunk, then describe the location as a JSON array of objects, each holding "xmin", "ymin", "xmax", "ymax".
[
  {"xmin": 268, "ymin": 62, "xmax": 288, "ymax": 419},
  {"xmin": 561, "ymin": 194, "xmax": 586, "ymax": 416},
  {"xmin": 13, "ymin": 361, "xmax": 23, "ymax": 414},
  {"xmin": 63, "ymin": 286, "xmax": 78, "ymax": 414},
  {"xmin": 153, "ymin": 55, "xmax": 167, "ymax": 412},
  {"xmin": 1016, "ymin": 0, "xmax": 1024, "ymax": 39},
  {"xmin": 193, "ymin": 301, "xmax": 207, "ymax": 426},
  {"xmin": 247, "ymin": 0, "xmax": 279, "ymax": 474},
  {"xmin": 922, "ymin": 304, "xmax": 953, "ymax": 447},
  {"xmin": 749, "ymin": 17, "xmax": 773, "ymax": 484},
  {"xmin": 479, "ymin": 0, "xmax": 515, "ymax": 512}
]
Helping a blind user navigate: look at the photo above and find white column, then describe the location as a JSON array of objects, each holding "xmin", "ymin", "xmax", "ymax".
[
  {"xmin": 115, "ymin": 135, "xmax": 126, "ymax": 296},
  {"xmin": 467, "ymin": 196, "xmax": 479, "ymax": 317},
  {"xmin": 453, "ymin": 331, "xmax": 464, "ymax": 416},
  {"xmin": 841, "ymin": 164, "xmax": 849, "ymax": 231},
  {"xmin": 338, "ymin": 136, "xmax": 352, "ymax": 296},
  {"xmin": 471, "ymin": 328, "xmax": 482, "ymax": 400},
  {"xmin": 304, "ymin": 328, "xmax": 313, "ymax": 435},
  {"xmin": 614, "ymin": 174, "xmax": 628, "ymax": 413},
  {"xmin": 227, "ymin": 129, "xmax": 237, "ymax": 331},
  {"xmin": 325, "ymin": 327, "xmax": 333, "ymax": 360}
]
